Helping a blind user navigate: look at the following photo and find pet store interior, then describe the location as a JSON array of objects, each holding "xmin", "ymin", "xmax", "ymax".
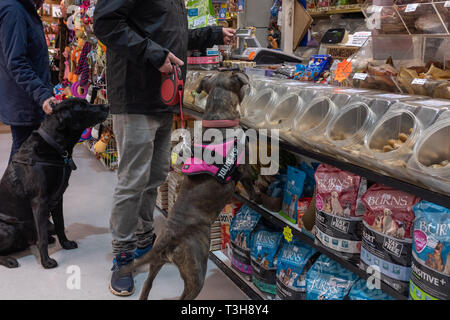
[{"xmin": 0, "ymin": 0, "xmax": 449, "ymax": 301}]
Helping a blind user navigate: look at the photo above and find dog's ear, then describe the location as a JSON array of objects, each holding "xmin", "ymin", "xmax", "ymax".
[
  {"xmin": 231, "ymin": 72, "xmax": 250, "ymax": 103},
  {"xmin": 195, "ymin": 74, "xmax": 216, "ymax": 95}
]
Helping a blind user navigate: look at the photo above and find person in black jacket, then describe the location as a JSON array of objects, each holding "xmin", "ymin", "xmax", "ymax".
[
  {"xmin": 0, "ymin": 0, "xmax": 58, "ymax": 163},
  {"xmin": 93, "ymin": 0, "xmax": 235, "ymax": 296}
]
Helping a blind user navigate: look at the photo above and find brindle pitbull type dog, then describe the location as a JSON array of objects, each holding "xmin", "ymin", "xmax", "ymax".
[
  {"xmin": 0, "ymin": 98, "xmax": 109, "ymax": 269},
  {"xmin": 131, "ymin": 71, "xmax": 257, "ymax": 300}
]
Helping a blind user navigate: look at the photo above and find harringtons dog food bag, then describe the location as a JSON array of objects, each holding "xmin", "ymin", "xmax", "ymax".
[
  {"xmin": 314, "ymin": 164, "xmax": 367, "ymax": 262},
  {"xmin": 275, "ymin": 239, "xmax": 320, "ymax": 300},
  {"xmin": 410, "ymin": 201, "xmax": 450, "ymax": 300},
  {"xmin": 229, "ymin": 205, "xmax": 261, "ymax": 277},
  {"xmin": 360, "ymin": 184, "xmax": 419, "ymax": 295},
  {"xmin": 306, "ymin": 254, "xmax": 359, "ymax": 300},
  {"xmin": 347, "ymin": 279, "xmax": 394, "ymax": 300},
  {"xmin": 280, "ymin": 166, "xmax": 306, "ymax": 224},
  {"xmin": 250, "ymin": 229, "xmax": 283, "ymax": 295}
]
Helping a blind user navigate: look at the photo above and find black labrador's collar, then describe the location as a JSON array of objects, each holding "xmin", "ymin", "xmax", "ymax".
[{"xmin": 36, "ymin": 128, "xmax": 77, "ymax": 171}]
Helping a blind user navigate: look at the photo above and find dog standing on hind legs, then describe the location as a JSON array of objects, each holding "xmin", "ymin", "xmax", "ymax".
[{"xmin": 128, "ymin": 71, "xmax": 258, "ymax": 300}]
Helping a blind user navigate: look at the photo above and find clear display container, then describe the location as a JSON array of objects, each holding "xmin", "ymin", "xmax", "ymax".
[
  {"xmin": 241, "ymin": 88, "xmax": 279, "ymax": 128},
  {"xmin": 325, "ymin": 99, "xmax": 392, "ymax": 162},
  {"xmin": 407, "ymin": 110, "xmax": 450, "ymax": 194},
  {"xmin": 264, "ymin": 93, "xmax": 305, "ymax": 130},
  {"xmin": 396, "ymin": 2, "xmax": 447, "ymax": 34},
  {"xmin": 288, "ymin": 97, "xmax": 338, "ymax": 152},
  {"xmin": 362, "ymin": 101, "xmax": 442, "ymax": 181}
]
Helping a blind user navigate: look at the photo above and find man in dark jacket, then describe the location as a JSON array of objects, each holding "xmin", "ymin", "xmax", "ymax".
[
  {"xmin": 93, "ymin": 0, "xmax": 235, "ymax": 296},
  {"xmin": 0, "ymin": 0, "xmax": 57, "ymax": 163}
]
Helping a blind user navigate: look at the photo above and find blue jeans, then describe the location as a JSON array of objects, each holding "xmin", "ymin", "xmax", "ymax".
[{"xmin": 9, "ymin": 125, "xmax": 39, "ymax": 163}]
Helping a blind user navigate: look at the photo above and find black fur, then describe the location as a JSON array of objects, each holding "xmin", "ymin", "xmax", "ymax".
[{"xmin": 0, "ymin": 98, "xmax": 108, "ymax": 269}]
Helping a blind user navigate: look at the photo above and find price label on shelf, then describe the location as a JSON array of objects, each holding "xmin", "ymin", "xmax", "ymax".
[
  {"xmin": 405, "ymin": 3, "xmax": 418, "ymax": 12},
  {"xmin": 412, "ymin": 78, "xmax": 427, "ymax": 85},
  {"xmin": 445, "ymin": 1, "xmax": 450, "ymax": 8},
  {"xmin": 353, "ymin": 73, "xmax": 368, "ymax": 80},
  {"xmin": 283, "ymin": 226, "xmax": 293, "ymax": 243}
]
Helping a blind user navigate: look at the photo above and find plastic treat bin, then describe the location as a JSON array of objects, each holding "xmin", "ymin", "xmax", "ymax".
[
  {"xmin": 361, "ymin": 101, "xmax": 442, "ymax": 182},
  {"xmin": 325, "ymin": 101, "xmax": 379, "ymax": 161},
  {"xmin": 288, "ymin": 96, "xmax": 338, "ymax": 152},
  {"xmin": 264, "ymin": 93, "xmax": 305, "ymax": 130},
  {"xmin": 241, "ymin": 88, "xmax": 278, "ymax": 128},
  {"xmin": 407, "ymin": 111, "xmax": 450, "ymax": 195},
  {"xmin": 330, "ymin": 93, "xmax": 353, "ymax": 108}
]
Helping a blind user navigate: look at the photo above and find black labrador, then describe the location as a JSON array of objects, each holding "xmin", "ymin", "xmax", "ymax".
[
  {"xmin": 130, "ymin": 71, "xmax": 258, "ymax": 300},
  {"xmin": 0, "ymin": 98, "xmax": 109, "ymax": 269}
]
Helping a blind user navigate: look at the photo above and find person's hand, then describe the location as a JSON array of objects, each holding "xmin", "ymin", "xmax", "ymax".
[
  {"xmin": 159, "ymin": 52, "xmax": 184, "ymax": 74},
  {"xmin": 222, "ymin": 28, "xmax": 236, "ymax": 45},
  {"xmin": 42, "ymin": 97, "xmax": 58, "ymax": 115}
]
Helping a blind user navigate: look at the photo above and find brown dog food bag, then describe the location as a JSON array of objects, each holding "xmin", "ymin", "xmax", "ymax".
[
  {"xmin": 360, "ymin": 184, "xmax": 420, "ymax": 295},
  {"xmin": 314, "ymin": 164, "xmax": 367, "ymax": 262}
]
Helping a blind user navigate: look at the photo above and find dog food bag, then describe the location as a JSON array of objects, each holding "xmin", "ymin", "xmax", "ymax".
[
  {"xmin": 275, "ymin": 239, "xmax": 320, "ymax": 300},
  {"xmin": 360, "ymin": 184, "xmax": 420, "ymax": 295},
  {"xmin": 314, "ymin": 164, "xmax": 367, "ymax": 262},
  {"xmin": 347, "ymin": 279, "xmax": 395, "ymax": 300},
  {"xmin": 410, "ymin": 201, "xmax": 450, "ymax": 300},
  {"xmin": 219, "ymin": 201, "xmax": 243, "ymax": 258},
  {"xmin": 250, "ymin": 229, "xmax": 283, "ymax": 295},
  {"xmin": 306, "ymin": 255, "xmax": 359, "ymax": 300},
  {"xmin": 280, "ymin": 166, "xmax": 307, "ymax": 224},
  {"xmin": 229, "ymin": 205, "xmax": 261, "ymax": 276}
]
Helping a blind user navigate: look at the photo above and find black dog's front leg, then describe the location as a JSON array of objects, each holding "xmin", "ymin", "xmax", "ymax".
[
  {"xmin": 51, "ymin": 199, "xmax": 77, "ymax": 250},
  {"xmin": 31, "ymin": 197, "xmax": 57, "ymax": 269}
]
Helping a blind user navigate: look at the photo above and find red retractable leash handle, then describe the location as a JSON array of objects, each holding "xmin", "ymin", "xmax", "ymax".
[{"xmin": 161, "ymin": 64, "xmax": 185, "ymax": 128}]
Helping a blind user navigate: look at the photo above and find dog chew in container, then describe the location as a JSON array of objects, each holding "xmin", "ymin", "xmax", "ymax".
[
  {"xmin": 324, "ymin": 98, "xmax": 392, "ymax": 161},
  {"xmin": 229, "ymin": 205, "xmax": 261, "ymax": 279},
  {"xmin": 313, "ymin": 164, "xmax": 367, "ymax": 263},
  {"xmin": 275, "ymin": 239, "xmax": 320, "ymax": 300},
  {"xmin": 407, "ymin": 110, "xmax": 450, "ymax": 195},
  {"xmin": 250, "ymin": 229, "xmax": 283, "ymax": 296},
  {"xmin": 360, "ymin": 184, "xmax": 420, "ymax": 296},
  {"xmin": 241, "ymin": 88, "xmax": 278, "ymax": 128},
  {"xmin": 362, "ymin": 101, "xmax": 442, "ymax": 182},
  {"xmin": 410, "ymin": 201, "xmax": 450, "ymax": 300},
  {"xmin": 288, "ymin": 96, "xmax": 338, "ymax": 152},
  {"xmin": 264, "ymin": 92, "xmax": 304, "ymax": 131}
]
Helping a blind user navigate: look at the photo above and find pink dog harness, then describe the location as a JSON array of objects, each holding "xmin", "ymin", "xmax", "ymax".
[{"xmin": 182, "ymin": 134, "xmax": 246, "ymax": 184}]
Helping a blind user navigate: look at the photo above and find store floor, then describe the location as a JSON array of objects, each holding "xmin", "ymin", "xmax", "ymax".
[{"xmin": 0, "ymin": 133, "xmax": 248, "ymax": 300}]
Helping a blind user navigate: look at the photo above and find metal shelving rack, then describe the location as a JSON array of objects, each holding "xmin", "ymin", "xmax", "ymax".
[{"xmin": 175, "ymin": 102, "xmax": 450, "ymax": 300}]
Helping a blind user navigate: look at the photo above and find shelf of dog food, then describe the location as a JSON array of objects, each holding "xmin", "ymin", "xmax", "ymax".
[
  {"xmin": 232, "ymin": 192, "xmax": 409, "ymax": 300},
  {"xmin": 179, "ymin": 102, "xmax": 450, "ymax": 210}
]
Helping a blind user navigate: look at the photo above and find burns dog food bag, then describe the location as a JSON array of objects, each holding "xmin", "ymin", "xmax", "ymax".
[
  {"xmin": 314, "ymin": 164, "xmax": 367, "ymax": 262},
  {"xmin": 360, "ymin": 184, "xmax": 419, "ymax": 295},
  {"xmin": 229, "ymin": 205, "xmax": 261, "ymax": 277},
  {"xmin": 306, "ymin": 254, "xmax": 359, "ymax": 300},
  {"xmin": 410, "ymin": 201, "xmax": 450, "ymax": 300},
  {"xmin": 347, "ymin": 279, "xmax": 394, "ymax": 300},
  {"xmin": 275, "ymin": 239, "xmax": 320, "ymax": 300},
  {"xmin": 250, "ymin": 229, "xmax": 283, "ymax": 295}
]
